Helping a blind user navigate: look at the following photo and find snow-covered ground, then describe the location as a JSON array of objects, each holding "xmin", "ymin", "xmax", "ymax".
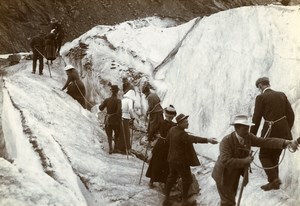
[{"xmin": 1, "ymin": 4, "xmax": 300, "ymax": 206}]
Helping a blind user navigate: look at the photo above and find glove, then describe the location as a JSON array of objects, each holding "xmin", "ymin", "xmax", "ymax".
[
  {"xmin": 242, "ymin": 156, "xmax": 254, "ymax": 165},
  {"xmin": 288, "ymin": 139, "xmax": 299, "ymax": 152}
]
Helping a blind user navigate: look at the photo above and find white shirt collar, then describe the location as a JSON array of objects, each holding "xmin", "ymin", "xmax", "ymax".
[
  {"xmin": 235, "ymin": 132, "xmax": 244, "ymax": 145},
  {"xmin": 262, "ymin": 87, "xmax": 271, "ymax": 93}
]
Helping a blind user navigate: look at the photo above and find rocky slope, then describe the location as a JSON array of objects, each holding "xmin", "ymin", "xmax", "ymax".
[{"xmin": 0, "ymin": 0, "xmax": 295, "ymax": 53}]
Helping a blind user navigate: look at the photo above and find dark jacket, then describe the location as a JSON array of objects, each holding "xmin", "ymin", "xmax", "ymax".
[
  {"xmin": 30, "ymin": 35, "xmax": 45, "ymax": 55},
  {"xmin": 51, "ymin": 23, "xmax": 65, "ymax": 41},
  {"xmin": 99, "ymin": 95, "xmax": 122, "ymax": 126},
  {"xmin": 62, "ymin": 69, "xmax": 86, "ymax": 101},
  {"xmin": 146, "ymin": 92, "xmax": 163, "ymax": 115},
  {"xmin": 251, "ymin": 88, "xmax": 294, "ymax": 140},
  {"xmin": 212, "ymin": 132, "xmax": 286, "ymax": 189},
  {"xmin": 167, "ymin": 126, "xmax": 208, "ymax": 166}
]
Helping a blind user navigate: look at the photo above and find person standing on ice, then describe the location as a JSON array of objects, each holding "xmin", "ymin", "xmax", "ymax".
[
  {"xmin": 99, "ymin": 85, "xmax": 122, "ymax": 154},
  {"xmin": 146, "ymin": 105, "xmax": 177, "ymax": 188},
  {"xmin": 212, "ymin": 114, "xmax": 293, "ymax": 206},
  {"xmin": 30, "ymin": 32, "xmax": 45, "ymax": 75},
  {"xmin": 61, "ymin": 65, "xmax": 86, "ymax": 108},
  {"xmin": 163, "ymin": 114, "xmax": 218, "ymax": 206},
  {"xmin": 250, "ymin": 77, "xmax": 294, "ymax": 191},
  {"xmin": 50, "ymin": 17, "xmax": 64, "ymax": 56},
  {"xmin": 119, "ymin": 88, "xmax": 136, "ymax": 153},
  {"xmin": 142, "ymin": 84, "xmax": 163, "ymax": 142}
]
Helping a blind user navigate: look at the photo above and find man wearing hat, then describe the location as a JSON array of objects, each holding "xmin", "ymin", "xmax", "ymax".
[
  {"xmin": 99, "ymin": 85, "xmax": 122, "ymax": 154},
  {"xmin": 146, "ymin": 105, "xmax": 177, "ymax": 187},
  {"xmin": 251, "ymin": 77, "xmax": 294, "ymax": 191},
  {"xmin": 163, "ymin": 114, "xmax": 218, "ymax": 206},
  {"xmin": 212, "ymin": 114, "xmax": 292, "ymax": 206},
  {"xmin": 62, "ymin": 65, "xmax": 86, "ymax": 108},
  {"xmin": 50, "ymin": 17, "xmax": 64, "ymax": 56}
]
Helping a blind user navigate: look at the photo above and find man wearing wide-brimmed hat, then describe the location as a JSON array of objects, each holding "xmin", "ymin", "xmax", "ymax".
[
  {"xmin": 212, "ymin": 114, "xmax": 293, "ymax": 206},
  {"xmin": 163, "ymin": 113, "xmax": 218, "ymax": 206},
  {"xmin": 251, "ymin": 77, "xmax": 294, "ymax": 191},
  {"xmin": 99, "ymin": 85, "xmax": 122, "ymax": 154}
]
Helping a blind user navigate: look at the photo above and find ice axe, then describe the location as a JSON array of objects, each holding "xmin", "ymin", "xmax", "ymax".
[
  {"xmin": 237, "ymin": 150, "xmax": 254, "ymax": 206},
  {"xmin": 138, "ymin": 140, "xmax": 151, "ymax": 185}
]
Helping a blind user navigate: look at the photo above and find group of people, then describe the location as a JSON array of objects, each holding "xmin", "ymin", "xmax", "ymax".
[
  {"xmin": 100, "ymin": 76, "xmax": 296, "ymax": 206},
  {"xmin": 99, "ymin": 77, "xmax": 135, "ymax": 154},
  {"xmin": 30, "ymin": 17, "xmax": 64, "ymax": 75}
]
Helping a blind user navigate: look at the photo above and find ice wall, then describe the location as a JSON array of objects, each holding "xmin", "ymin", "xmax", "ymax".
[{"xmin": 156, "ymin": 5, "xmax": 300, "ymax": 201}]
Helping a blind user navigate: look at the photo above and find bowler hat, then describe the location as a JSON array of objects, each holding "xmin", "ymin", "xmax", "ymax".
[
  {"xmin": 164, "ymin": 105, "xmax": 177, "ymax": 117},
  {"xmin": 176, "ymin": 113, "xmax": 189, "ymax": 124},
  {"xmin": 64, "ymin": 64, "xmax": 75, "ymax": 71},
  {"xmin": 111, "ymin": 85, "xmax": 119, "ymax": 92},
  {"xmin": 230, "ymin": 115, "xmax": 255, "ymax": 126},
  {"xmin": 255, "ymin": 77, "xmax": 269, "ymax": 88}
]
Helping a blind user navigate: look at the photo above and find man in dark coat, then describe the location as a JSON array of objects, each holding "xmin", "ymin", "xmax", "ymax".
[
  {"xmin": 99, "ymin": 85, "xmax": 122, "ymax": 154},
  {"xmin": 62, "ymin": 65, "xmax": 86, "ymax": 108},
  {"xmin": 212, "ymin": 114, "xmax": 292, "ymax": 206},
  {"xmin": 251, "ymin": 77, "xmax": 294, "ymax": 191},
  {"xmin": 163, "ymin": 114, "xmax": 218, "ymax": 206},
  {"xmin": 50, "ymin": 18, "xmax": 65, "ymax": 56},
  {"xmin": 30, "ymin": 32, "xmax": 45, "ymax": 75},
  {"xmin": 142, "ymin": 84, "xmax": 163, "ymax": 142}
]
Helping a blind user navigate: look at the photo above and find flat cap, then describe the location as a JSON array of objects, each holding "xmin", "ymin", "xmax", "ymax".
[{"xmin": 255, "ymin": 77, "xmax": 269, "ymax": 88}]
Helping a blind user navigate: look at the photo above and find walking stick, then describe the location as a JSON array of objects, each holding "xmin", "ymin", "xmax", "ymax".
[
  {"xmin": 138, "ymin": 141, "xmax": 150, "ymax": 185},
  {"xmin": 237, "ymin": 150, "xmax": 253, "ymax": 206},
  {"xmin": 130, "ymin": 119, "xmax": 134, "ymax": 148}
]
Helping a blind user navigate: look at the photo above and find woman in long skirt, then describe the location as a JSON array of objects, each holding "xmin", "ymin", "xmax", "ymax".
[{"xmin": 146, "ymin": 105, "xmax": 177, "ymax": 187}]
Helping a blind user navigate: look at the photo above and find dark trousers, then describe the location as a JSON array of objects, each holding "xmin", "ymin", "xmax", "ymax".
[
  {"xmin": 165, "ymin": 162, "xmax": 192, "ymax": 199},
  {"xmin": 32, "ymin": 52, "xmax": 44, "ymax": 74},
  {"xmin": 259, "ymin": 148, "xmax": 282, "ymax": 182},
  {"xmin": 105, "ymin": 124, "xmax": 120, "ymax": 150},
  {"xmin": 216, "ymin": 176, "xmax": 240, "ymax": 206}
]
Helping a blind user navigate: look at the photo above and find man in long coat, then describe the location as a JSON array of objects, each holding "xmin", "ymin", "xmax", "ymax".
[
  {"xmin": 163, "ymin": 114, "xmax": 218, "ymax": 206},
  {"xmin": 142, "ymin": 85, "xmax": 163, "ymax": 141},
  {"xmin": 212, "ymin": 114, "xmax": 292, "ymax": 206},
  {"xmin": 250, "ymin": 77, "xmax": 294, "ymax": 191}
]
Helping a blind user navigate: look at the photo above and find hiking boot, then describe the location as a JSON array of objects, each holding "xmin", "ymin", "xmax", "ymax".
[
  {"xmin": 261, "ymin": 179, "xmax": 281, "ymax": 191},
  {"xmin": 109, "ymin": 147, "xmax": 113, "ymax": 154},
  {"xmin": 149, "ymin": 180, "xmax": 154, "ymax": 188}
]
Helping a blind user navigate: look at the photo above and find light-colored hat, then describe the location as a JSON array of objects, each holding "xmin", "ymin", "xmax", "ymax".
[
  {"xmin": 50, "ymin": 18, "xmax": 58, "ymax": 24},
  {"xmin": 230, "ymin": 115, "xmax": 255, "ymax": 126},
  {"xmin": 164, "ymin": 105, "xmax": 177, "ymax": 117},
  {"xmin": 176, "ymin": 113, "xmax": 189, "ymax": 124},
  {"xmin": 64, "ymin": 65, "xmax": 75, "ymax": 71},
  {"xmin": 255, "ymin": 77, "xmax": 269, "ymax": 88}
]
